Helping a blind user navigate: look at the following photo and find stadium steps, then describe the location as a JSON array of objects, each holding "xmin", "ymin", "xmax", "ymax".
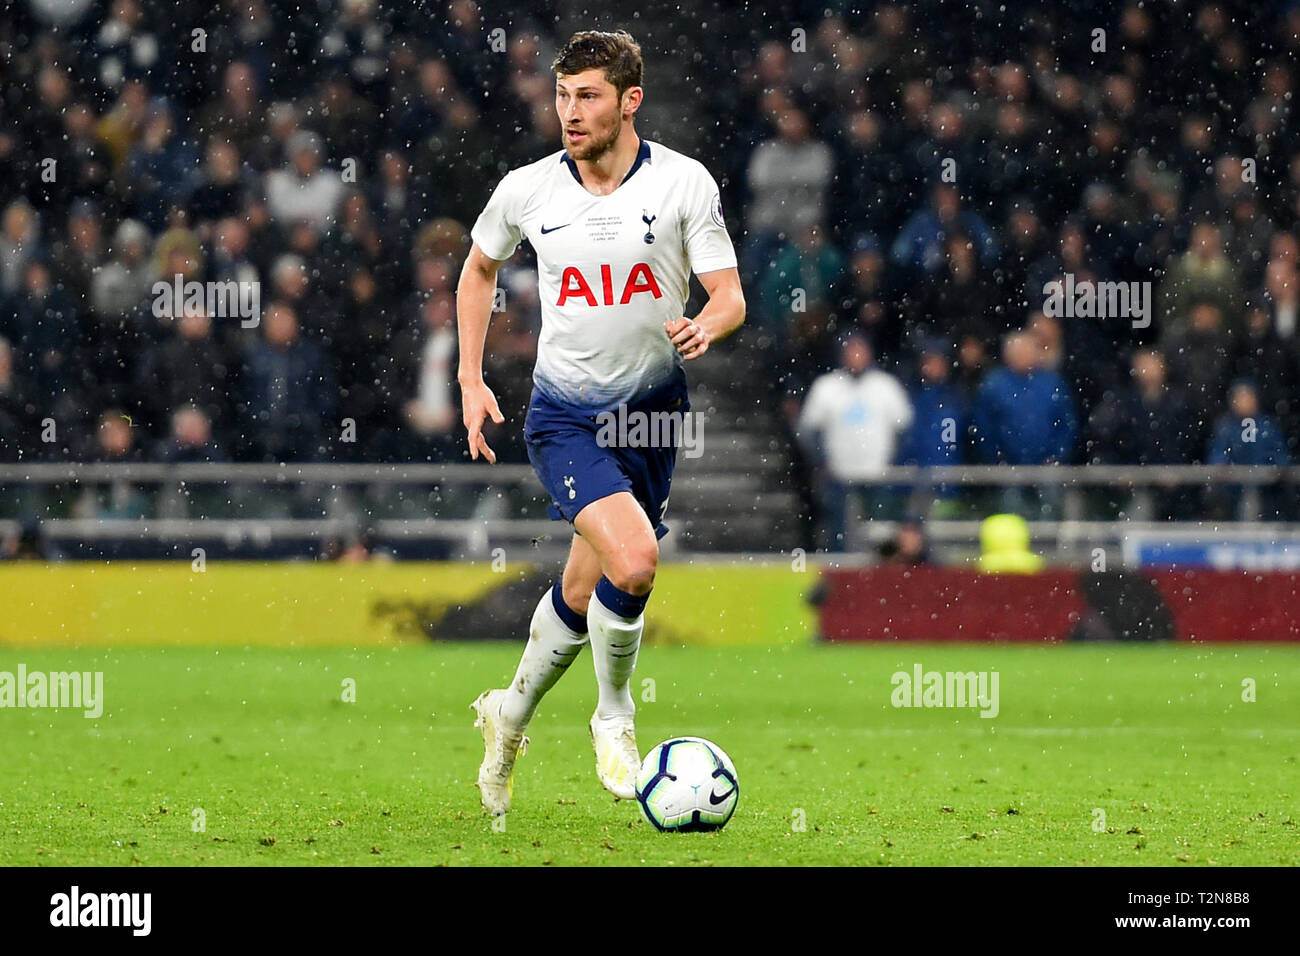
[
  {"xmin": 669, "ymin": 332, "xmax": 803, "ymax": 552},
  {"xmin": 675, "ymin": 430, "xmax": 783, "ymax": 478}
]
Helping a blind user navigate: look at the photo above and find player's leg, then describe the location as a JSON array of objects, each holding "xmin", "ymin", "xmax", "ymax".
[
  {"xmin": 560, "ymin": 529, "xmax": 604, "ymax": 614},
  {"xmin": 574, "ymin": 490, "xmax": 659, "ymax": 799},
  {"xmin": 471, "ymin": 534, "xmax": 600, "ymax": 816},
  {"xmin": 499, "ymin": 532, "xmax": 601, "ymax": 726},
  {"xmin": 576, "ymin": 492, "xmax": 658, "ymax": 726}
]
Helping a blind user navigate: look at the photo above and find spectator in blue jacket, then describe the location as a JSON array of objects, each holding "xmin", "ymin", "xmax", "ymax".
[
  {"xmin": 973, "ymin": 332, "xmax": 1078, "ymax": 464},
  {"xmin": 1208, "ymin": 380, "xmax": 1291, "ymax": 466},
  {"xmin": 901, "ymin": 337, "xmax": 968, "ymax": 516},
  {"xmin": 1207, "ymin": 380, "xmax": 1291, "ymax": 520},
  {"xmin": 971, "ymin": 331, "xmax": 1078, "ymax": 517},
  {"xmin": 890, "ymin": 184, "xmax": 998, "ymax": 276}
]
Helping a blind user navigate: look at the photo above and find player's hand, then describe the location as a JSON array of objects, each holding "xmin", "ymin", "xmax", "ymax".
[
  {"xmin": 666, "ymin": 317, "xmax": 710, "ymax": 360},
  {"xmin": 460, "ymin": 380, "xmax": 505, "ymax": 463}
]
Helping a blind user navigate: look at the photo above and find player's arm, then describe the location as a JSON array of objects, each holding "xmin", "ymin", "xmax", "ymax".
[
  {"xmin": 666, "ymin": 267, "xmax": 745, "ymax": 360},
  {"xmin": 456, "ymin": 241, "xmax": 507, "ymax": 463}
]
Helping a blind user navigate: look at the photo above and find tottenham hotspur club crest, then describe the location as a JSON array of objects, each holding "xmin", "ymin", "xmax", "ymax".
[{"xmin": 642, "ymin": 210, "xmax": 656, "ymax": 244}]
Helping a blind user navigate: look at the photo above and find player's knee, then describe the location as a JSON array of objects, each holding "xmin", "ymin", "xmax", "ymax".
[
  {"xmin": 606, "ymin": 541, "xmax": 658, "ymax": 595},
  {"xmin": 609, "ymin": 565, "xmax": 656, "ymax": 596}
]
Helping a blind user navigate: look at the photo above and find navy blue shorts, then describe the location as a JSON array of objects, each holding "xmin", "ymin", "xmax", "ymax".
[{"xmin": 524, "ymin": 371, "xmax": 690, "ymax": 540}]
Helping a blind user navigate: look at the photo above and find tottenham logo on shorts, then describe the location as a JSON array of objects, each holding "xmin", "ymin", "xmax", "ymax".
[
  {"xmin": 642, "ymin": 210, "xmax": 656, "ymax": 244},
  {"xmin": 563, "ymin": 475, "xmax": 577, "ymax": 500}
]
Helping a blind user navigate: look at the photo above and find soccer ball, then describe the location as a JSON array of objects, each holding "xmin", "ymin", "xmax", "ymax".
[{"xmin": 635, "ymin": 737, "xmax": 739, "ymax": 832}]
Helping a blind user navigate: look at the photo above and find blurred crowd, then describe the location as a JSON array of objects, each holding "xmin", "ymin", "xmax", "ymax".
[
  {"xmin": 1, "ymin": 0, "xmax": 549, "ymax": 465},
  {"xmin": 698, "ymin": 2, "xmax": 1300, "ymax": 537},
  {"xmin": 1, "ymin": 1, "xmax": 1298, "ymax": 528}
]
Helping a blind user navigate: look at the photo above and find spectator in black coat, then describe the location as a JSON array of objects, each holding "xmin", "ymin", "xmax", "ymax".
[
  {"xmin": 154, "ymin": 405, "xmax": 228, "ymax": 463},
  {"xmin": 186, "ymin": 138, "xmax": 254, "ymax": 227},
  {"xmin": 13, "ymin": 260, "xmax": 88, "ymax": 430},
  {"xmin": 1086, "ymin": 349, "xmax": 1200, "ymax": 518},
  {"xmin": 907, "ymin": 231, "xmax": 999, "ymax": 345},
  {"xmin": 1234, "ymin": 304, "xmax": 1300, "ymax": 455},
  {"xmin": 1086, "ymin": 349, "xmax": 1198, "ymax": 466},
  {"xmin": 0, "ymin": 336, "xmax": 33, "ymax": 462},
  {"xmin": 72, "ymin": 409, "xmax": 150, "ymax": 520},
  {"xmin": 1162, "ymin": 300, "xmax": 1236, "ymax": 455},
  {"xmin": 137, "ymin": 306, "xmax": 233, "ymax": 443},
  {"xmin": 238, "ymin": 302, "xmax": 337, "ymax": 461}
]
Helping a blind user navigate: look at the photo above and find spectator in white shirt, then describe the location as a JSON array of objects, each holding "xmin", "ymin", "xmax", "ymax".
[
  {"xmin": 402, "ymin": 293, "xmax": 458, "ymax": 459},
  {"xmin": 797, "ymin": 332, "xmax": 914, "ymax": 551},
  {"xmin": 264, "ymin": 130, "xmax": 344, "ymax": 233},
  {"xmin": 91, "ymin": 218, "xmax": 152, "ymax": 319},
  {"xmin": 1262, "ymin": 257, "xmax": 1297, "ymax": 340}
]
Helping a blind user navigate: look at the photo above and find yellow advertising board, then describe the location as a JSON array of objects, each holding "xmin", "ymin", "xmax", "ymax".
[{"xmin": 0, "ymin": 562, "xmax": 814, "ymax": 647}]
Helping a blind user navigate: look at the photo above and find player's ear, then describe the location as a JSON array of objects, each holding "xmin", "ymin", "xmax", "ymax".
[{"xmin": 621, "ymin": 86, "xmax": 643, "ymax": 118}]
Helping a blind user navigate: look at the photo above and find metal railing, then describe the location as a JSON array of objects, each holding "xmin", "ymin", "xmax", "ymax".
[
  {"xmin": 2, "ymin": 461, "xmax": 1293, "ymax": 485},
  {"xmin": 0, "ymin": 462, "xmax": 1295, "ymax": 561},
  {"xmin": 841, "ymin": 464, "xmax": 1297, "ymax": 522}
]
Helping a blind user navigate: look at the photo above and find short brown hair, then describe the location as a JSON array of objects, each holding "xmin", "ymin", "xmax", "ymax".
[{"xmin": 551, "ymin": 30, "xmax": 643, "ymax": 98}]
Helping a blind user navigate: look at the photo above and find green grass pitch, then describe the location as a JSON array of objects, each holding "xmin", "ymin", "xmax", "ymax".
[{"xmin": 1, "ymin": 642, "xmax": 1297, "ymax": 866}]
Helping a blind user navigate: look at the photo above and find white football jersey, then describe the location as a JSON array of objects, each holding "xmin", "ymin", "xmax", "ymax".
[{"xmin": 471, "ymin": 138, "xmax": 737, "ymax": 409}]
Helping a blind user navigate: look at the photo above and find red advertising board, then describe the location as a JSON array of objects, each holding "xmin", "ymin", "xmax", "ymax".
[{"xmin": 817, "ymin": 567, "xmax": 1300, "ymax": 642}]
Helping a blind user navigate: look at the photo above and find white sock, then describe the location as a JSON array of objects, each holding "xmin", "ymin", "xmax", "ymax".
[
  {"xmin": 587, "ymin": 579, "xmax": 647, "ymax": 719},
  {"xmin": 499, "ymin": 585, "xmax": 588, "ymax": 727}
]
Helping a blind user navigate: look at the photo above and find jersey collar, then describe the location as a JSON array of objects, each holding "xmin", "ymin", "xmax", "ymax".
[{"xmin": 561, "ymin": 136, "xmax": 651, "ymax": 188}]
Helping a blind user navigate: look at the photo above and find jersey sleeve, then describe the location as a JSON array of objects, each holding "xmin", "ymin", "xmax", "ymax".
[
  {"xmin": 470, "ymin": 170, "xmax": 523, "ymax": 261},
  {"xmin": 681, "ymin": 162, "xmax": 738, "ymax": 276}
]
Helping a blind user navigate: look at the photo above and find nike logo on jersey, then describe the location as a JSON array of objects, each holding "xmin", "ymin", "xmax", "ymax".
[{"xmin": 540, "ymin": 223, "xmax": 570, "ymax": 234}]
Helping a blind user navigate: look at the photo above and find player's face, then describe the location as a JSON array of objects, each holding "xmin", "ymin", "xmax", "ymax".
[{"xmin": 555, "ymin": 69, "xmax": 629, "ymax": 161}]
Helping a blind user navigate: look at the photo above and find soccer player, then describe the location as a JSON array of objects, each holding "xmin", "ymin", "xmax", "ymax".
[{"xmin": 457, "ymin": 30, "xmax": 745, "ymax": 815}]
